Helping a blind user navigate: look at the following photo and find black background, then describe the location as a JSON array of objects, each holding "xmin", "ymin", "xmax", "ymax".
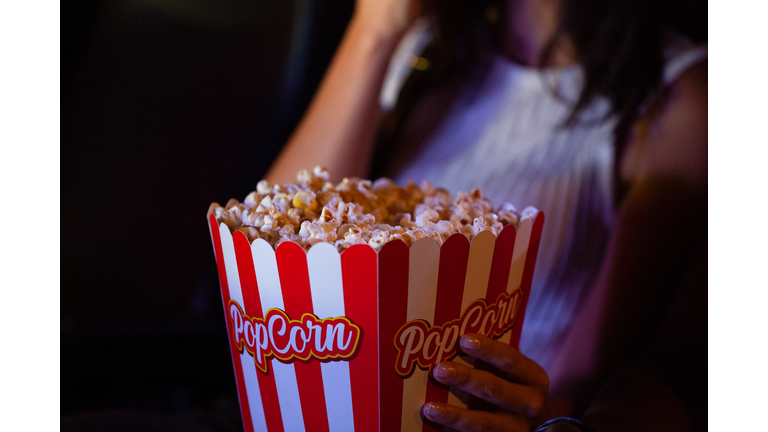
[{"xmin": 61, "ymin": 0, "xmax": 353, "ymax": 426}]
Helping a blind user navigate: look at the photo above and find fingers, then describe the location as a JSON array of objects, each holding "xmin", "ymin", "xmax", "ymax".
[
  {"xmin": 459, "ymin": 334, "xmax": 549, "ymax": 388},
  {"xmin": 432, "ymin": 362, "xmax": 546, "ymax": 418},
  {"xmin": 424, "ymin": 334, "xmax": 551, "ymax": 428},
  {"xmin": 422, "ymin": 402, "xmax": 529, "ymax": 432}
]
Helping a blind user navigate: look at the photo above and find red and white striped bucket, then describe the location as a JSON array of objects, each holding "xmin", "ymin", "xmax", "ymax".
[{"xmin": 208, "ymin": 210, "xmax": 544, "ymax": 432}]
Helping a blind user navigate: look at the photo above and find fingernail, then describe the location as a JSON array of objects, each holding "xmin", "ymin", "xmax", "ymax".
[
  {"xmin": 425, "ymin": 402, "xmax": 445, "ymax": 418},
  {"xmin": 433, "ymin": 362, "xmax": 456, "ymax": 379},
  {"xmin": 460, "ymin": 334, "xmax": 480, "ymax": 351}
]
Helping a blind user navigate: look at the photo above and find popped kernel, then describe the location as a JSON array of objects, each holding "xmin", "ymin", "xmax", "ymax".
[
  {"xmin": 368, "ymin": 230, "xmax": 389, "ymax": 250},
  {"xmin": 498, "ymin": 202, "xmax": 520, "ymax": 226},
  {"xmin": 293, "ymin": 190, "xmax": 318, "ymax": 210},
  {"xmin": 244, "ymin": 191, "xmax": 261, "ymax": 208},
  {"xmin": 256, "ymin": 180, "xmax": 272, "ymax": 195},
  {"xmin": 285, "ymin": 208, "xmax": 301, "ymax": 226},
  {"xmin": 414, "ymin": 207, "xmax": 440, "ymax": 227},
  {"xmin": 313, "ymin": 166, "xmax": 330, "ymax": 181},
  {"xmin": 211, "ymin": 167, "xmax": 524, "ymax": 251},
  {"xmin": 238, "ymin": 226, "xmax": 260, "ymax": 243},
  {"xmin": 256, "ymin": 196, "xmax": 274, "ymax": 213},
  {"xmin": 243, "ymin": 211, "xmax": 265, "ymax": 228},
  {"xmin": 272, "ymin": 193, "xmax": 292, "ymax": 213},
  {"xmin": 520, "ymin": 206, "xmax": 539, "ymax": 221},
  {"xmin": 261, "ymin": 214, "xmax": 278, "ymax": 232}
]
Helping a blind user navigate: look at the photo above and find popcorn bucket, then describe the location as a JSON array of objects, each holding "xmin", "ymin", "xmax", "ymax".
[{"xmin": 208, "ymin": 210, "xmax": 544, "ymax": 432}]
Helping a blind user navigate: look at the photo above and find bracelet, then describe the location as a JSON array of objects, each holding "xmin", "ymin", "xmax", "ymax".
[{"xmin": 534, "ymin": 417, "xmax": 597, "ymax": 432}]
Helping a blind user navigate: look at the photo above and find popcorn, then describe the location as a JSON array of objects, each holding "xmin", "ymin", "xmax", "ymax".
[
  {"xmin": 498, "ymin": 202, "xmax": 520, "ymax": 226},
  {"xmin": 211, "ymin": 167, "xmax": 523, "ymax": 252},
  {"xmin": 293, "ymin": 190, "xmax": 318, "ymax": 211},
  {"xmin": 243, "ymin": 191, "xmax": 261, "ymax": 207},
  {"xmin": 368, "ymin": 230, "xmax": 389, "ymax": 250},
  {"xmin": 313, "ymin": 165, "xmax": 330, "ymax": 181},
  {"xmin": 256, "ymin": 196, "xmax": 273, "ymax": 213},
  {"xmin": 237, "ymin": 226, "xmax": 260, "ymax": 243},
  {"xmin": 520, "ymin": 206, "xmax": 539, "ymax": 221},
  {"xmin": 414, "ymin": 207, "xmax": 439, "ymax": 227}
]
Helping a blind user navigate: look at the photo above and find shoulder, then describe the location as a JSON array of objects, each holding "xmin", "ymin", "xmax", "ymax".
[{"xmin": 620, "ymin": 59, "xmax": 708, "ymax": 189}]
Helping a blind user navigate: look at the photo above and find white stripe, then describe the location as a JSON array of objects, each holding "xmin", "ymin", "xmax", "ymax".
[
  {"xmin": 463, "ymin": 231, "xmax": 497, "ymax": 311},
  {"xmin": 401, "ymin": 238, "xmax": 441, "ymax": 432},
  {"xmin": 250, "ymin": 239, "xmax": 305, "ymax": 432},
  {"xmin": 220, "ymin": 226, "xmax": 269, "ymax": 432},
  {"xmin": 498, "ymin": 219, "xmax": 534, "ymax": 345},
  {"xmin": 446, "ymin": 231, "xmax": 497, "ymax": 410},
  {"xmin": 307, "ymin": 243, "xmax": 355, "ymax": 432},
  {"xmin": 320, "ymin": 362, "xmax": 355, "ymax": 431},
  {"xmin": 271, "ymin": 361, "xmax": 304, "ymax": 432}
]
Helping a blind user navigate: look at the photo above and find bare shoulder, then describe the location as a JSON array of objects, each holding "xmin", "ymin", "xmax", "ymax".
[{"xmin": 620, "ymin": 60, "xmax": 708, "ymax": 188}]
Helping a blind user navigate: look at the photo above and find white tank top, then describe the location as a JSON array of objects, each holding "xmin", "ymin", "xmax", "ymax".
[{"xmin": 383, "ymin": 28, "xmax": 707, "ymax": 370}]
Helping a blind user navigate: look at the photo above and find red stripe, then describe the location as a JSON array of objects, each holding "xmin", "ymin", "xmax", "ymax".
[
  {"xmin": 234, "ymin": 231, "xmax": 285, "ymax": 432},
  {"xmin": 467, "ymin": 225, "xmax": 517, "ymax": 412},
  {"xmin": 340, "ymin": 245, "xmax": 379, "ymax": 432},
  {"xmin": 377, "ymin": 240, "xmax": 410, "ymax": 432},
  {"xmin": 508, "ymin": 213, "xmax": 545, "ymax": 349},
  {"xmin": 275, "ymin": 241, "xmax": 331, "ymax": 432},
  {"xmin": 422, "ymin": 234, "xmax": 471, "ymax": 432},
  {"xmin": 208, "ymin": 215, "xmax": 255, "ymax": 432}
]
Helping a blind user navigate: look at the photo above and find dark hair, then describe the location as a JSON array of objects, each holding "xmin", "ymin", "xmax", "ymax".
[
  {"xmin": 376, "ymin": 0, "xmax": 706, "ymax": 199},
  {"xmin": 549, "ymin": 0, "xmax": 667, "ymax": 170}
]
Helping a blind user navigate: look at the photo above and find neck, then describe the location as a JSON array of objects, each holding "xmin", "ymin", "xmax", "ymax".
[{"xmin": 501, "ymin": 0, "xmax": 574, "ymax": 67}]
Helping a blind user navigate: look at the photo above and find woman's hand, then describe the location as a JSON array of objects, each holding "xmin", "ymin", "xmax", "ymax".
[{"xmin": 422, "ymin": 334, "xmax": 551, "ymax": 432}]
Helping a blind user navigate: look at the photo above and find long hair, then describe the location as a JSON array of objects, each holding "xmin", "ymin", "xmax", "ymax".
[{"xmin": 376, "ymin": 0, "xmax": 706, "ymax": 200}]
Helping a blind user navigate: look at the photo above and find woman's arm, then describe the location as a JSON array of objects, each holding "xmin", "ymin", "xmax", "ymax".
[
  {"xmin": 547, "ymin": 60, "xmax": 708, "ymax": 430},
  {"xmin": 265, "ymin": 1, "xmax": 417, "ymax": 184},
  {"xmin": 577, "ymin": 238, "xmax": 707, "ymax": 432}
]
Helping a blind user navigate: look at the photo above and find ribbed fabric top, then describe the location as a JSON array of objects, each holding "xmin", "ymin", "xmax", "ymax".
[{"xmin": 386, "ymin": 38, "xmax": 707, "ymax": 370}]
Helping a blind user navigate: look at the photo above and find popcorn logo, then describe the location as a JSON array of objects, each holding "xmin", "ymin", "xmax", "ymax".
[
  {"xmin": 393, "ymin": 289, "xmax": 524, "ymax": 377},
  {"xmin": 228, "ymin": 299, "xmax": 362, "ymax": 374}
]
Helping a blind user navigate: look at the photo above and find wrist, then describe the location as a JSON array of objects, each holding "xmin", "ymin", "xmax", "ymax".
[
  {"xmin": 338, "ymin": 15, "xmax": 405, "ymax": 69},
  {"xmin": 348, "ymin": 9, "xmax": 410, "ymax": 47}
]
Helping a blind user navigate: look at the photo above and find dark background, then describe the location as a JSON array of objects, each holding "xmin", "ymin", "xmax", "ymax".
[{"xmin": 61, "ymin": 0, "xmax": 352, "ymax": 428}]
